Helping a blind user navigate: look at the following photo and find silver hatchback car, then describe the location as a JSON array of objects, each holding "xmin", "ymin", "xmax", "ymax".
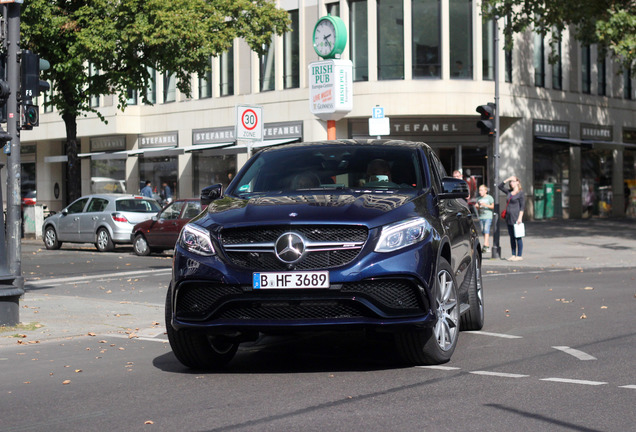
[{"xmin": 43, "ymin": 194, "xmax": 162, "ymax": 252}]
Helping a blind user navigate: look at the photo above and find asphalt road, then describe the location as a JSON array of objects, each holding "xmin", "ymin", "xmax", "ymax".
[{"xmin": 1, "ymin": 240, "xmax": 634, "ymax": 431}]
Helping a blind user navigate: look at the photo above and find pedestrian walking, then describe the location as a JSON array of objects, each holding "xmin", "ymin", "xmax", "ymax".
[
  {"xmin": 475, "ymin": 184, "xmax": 494, "ymax": 253},
  {"xmin": 160, "ymin": 182, "xmax": 173, "ymax": 204},
  {"xmin": 498, "ymin": 175, "xmax": 525, "ymax": 261},
  {"xmin": 140, "ymin": 181, "xmax": 153, "ymax": 198}
]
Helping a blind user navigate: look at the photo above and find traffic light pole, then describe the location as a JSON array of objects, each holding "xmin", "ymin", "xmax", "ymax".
[
  {"xmin": 491, "ymin": 16, "xmax": 502, "ymax": 259},
  {"xmin": 0, "ymin": 2, "xmax": 23, "ymax": 326}
]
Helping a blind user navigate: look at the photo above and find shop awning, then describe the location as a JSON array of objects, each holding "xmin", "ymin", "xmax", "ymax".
[
  {"xmin": 182, "ymin": 142, "xmax": 235, "ymax": 152},
  {"xmin": 233, "ymin": 137, "xmax": 301, "ymax": 150},
  {"xmin": 537, "ymin": 136, "xmax": 636, "ymax": 149},
  {"xmin": 139, "ymin": 147, "xmax": 184, "ymax": 157},
  {"xmin": 44, "ymin": 155, "xmax": 68, "ymax": 163}
]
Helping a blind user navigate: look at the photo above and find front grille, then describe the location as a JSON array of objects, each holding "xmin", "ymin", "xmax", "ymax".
[
  {"xmin": 222, "ymin": 225, "xmax": 368, "ymax": 244},
  {"xmin": 175, "ymin": 283, "xmax": 243, "ymax": 319},
  {"xmin": 220, "ymin": 225, "xmax": 368, "ymax": 271},
  {"xmin": 216, "ymin": 301, "xmax": 370, "ymax": 321},
  {"xmin": 342, "ymin": 279, "xmax": 425, "ymax": 311}
]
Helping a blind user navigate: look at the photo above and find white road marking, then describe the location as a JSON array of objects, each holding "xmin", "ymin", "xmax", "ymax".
[
  {"xmin": 107, "ymin": 334, "xmax": 169, "ymax": 343},
  {"xmin": 418, "ymin": 365, "xmax": 461, "ymax": 371},
  {"xmin": 541, "ymin": 378, "xmax": 607, "ymax": 386},
  {"xmin": 470, "ymin": 371, "xmax": 529, "ymax": 378},
  {"xmin": 618, "ymin": 385, "xmax": 636, "ymax": 389},
  {"xmin": 26, "ymin": 268, "xmax": 172, "ymax": 286},
  {"xmin": 552, "ymin": 346, "xmax": 597, "ymax": 361},
  {"xmin": 464, "ymin": 331, "xmax": 523, "ymax": 339}
]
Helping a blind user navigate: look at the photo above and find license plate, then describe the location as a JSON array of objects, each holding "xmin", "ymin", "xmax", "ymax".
[{"xmin": 253, "ymin": 271, "xmax": 329, "ymax": 289}]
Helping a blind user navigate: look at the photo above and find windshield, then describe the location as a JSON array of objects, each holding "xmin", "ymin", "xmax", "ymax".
[{"xmin": 227, "ymin": 144, "xmax": 425, "ymax": 196}]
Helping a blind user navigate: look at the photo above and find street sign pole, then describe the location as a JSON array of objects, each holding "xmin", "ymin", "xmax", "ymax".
[
  {"xmin": 492, "ymin": 15, "xmax": 502, "ymax": 260},
  {"xmin": 0, "ymin": 2, "xmax": 23, "ymax": 326}
]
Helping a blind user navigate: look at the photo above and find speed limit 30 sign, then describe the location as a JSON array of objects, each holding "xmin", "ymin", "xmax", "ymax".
[{"xmin": 236, "ymin": 105, "xmax": 263, "ymax": 140}]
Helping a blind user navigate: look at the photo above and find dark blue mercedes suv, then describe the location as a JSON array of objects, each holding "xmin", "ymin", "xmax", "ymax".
[{"xmin": 166, "ymin": 140, "xmax": 484, "ymax": 368}]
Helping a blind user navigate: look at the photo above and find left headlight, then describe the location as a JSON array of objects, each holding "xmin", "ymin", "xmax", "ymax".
[
  {"xmin": 375, "ymin": 217, "xmax": 430, "ymax": 253},
  {"xmin": 178, "ymin": 224, "xmax": 215, "ymax": 256}
]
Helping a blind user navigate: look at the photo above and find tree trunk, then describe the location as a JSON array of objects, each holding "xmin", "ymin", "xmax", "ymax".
[{"xmin": 62, "ymin": 112, "xmax": 81, "ymax": 204}]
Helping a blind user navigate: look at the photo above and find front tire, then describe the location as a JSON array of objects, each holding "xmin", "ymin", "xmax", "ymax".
[
  {"xmin": 44, "ymin": 226, "xmax": 62, "ymax": 250},
  {"xmin": 165, "ymin": 291, "xmax": 238, "ymax": 369},
  {"xmin": 460, "ymin": 252, "xmax": 485, "ymax": 331},
  {"xmin": 396, "ymin": 257, "xmax": 460, "ymax": 365},
  {"xmin": 95, "ymin": 228, "xmax": 114, "ymax": 252},
  {"xmin": 133, "ymin": 234, "xmax": 151, "ymax": 256}
]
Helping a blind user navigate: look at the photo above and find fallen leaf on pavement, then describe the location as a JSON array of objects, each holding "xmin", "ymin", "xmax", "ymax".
[
  {"xmin": 88, "ymin": 332, "xmax": 96, "ymax": 336},
  {"xmin": 583, "ymin": 286, "xmax": 594, "ymax": 290},
  {"xmin": 144, "ymin": 420, "xmax": 154, "ymax": 425},
  {"xmin": 580, "ymin": 313, "xmax": 587, "ymax": 319},
  {"xmin": 601, "ymin": 306, "xmax": 607, "ymax": 309},
  {"xmin": 62, "ymin": 380, "xmax": 71, "ymax": 385}
]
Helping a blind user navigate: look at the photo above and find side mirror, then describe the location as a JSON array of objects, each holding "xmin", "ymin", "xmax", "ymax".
[
  {"xmin": 61, "ymin": 208, "xmax": 69, "ymax": 216},
  {"xmin": 201, "ymin": 183, "xmax": 223, "ymax": 206},
  {"xmin": 439, "ymin": 177, "xmax": 469, "ymax": 200}
]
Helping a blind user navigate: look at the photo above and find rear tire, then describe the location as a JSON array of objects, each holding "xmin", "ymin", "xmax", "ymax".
[
  {"xmin": 133, "ymin": 234, "xmax": 151, "ymax": 256},
  {"xmin": 460, "ymin": 252, "xmax": 484, "ymax": 331},
  {"xmin": 165, "ymin": 290, "xmax": 238, "ymax": 369},
  {"xmin": 95, "ymin": 228, "xmax": 115, "ymax": 252},
  {"xmin": 395, "ymin": 257, "xmax": 459, "ymax": 365},
  {"xmin": 44, "ymin": 226, "xmax": 62, "ymax": 250}
]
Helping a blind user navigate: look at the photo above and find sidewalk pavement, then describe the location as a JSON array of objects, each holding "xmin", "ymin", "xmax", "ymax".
[{"xmin": 2, "ymin": 217, "xmax": 635, "ymax": 347}]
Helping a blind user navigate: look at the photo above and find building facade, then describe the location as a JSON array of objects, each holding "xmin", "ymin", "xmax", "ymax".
[{"xmin": 10, "ymin": 0, "xmax": 636, "ymax": 219}]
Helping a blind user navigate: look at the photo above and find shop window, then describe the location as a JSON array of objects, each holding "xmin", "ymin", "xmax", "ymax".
[
  {"xmin": 163, "ymin": 71, "xmax": 176, "ymax": 102},
  {"xmin": 533, "ymin": 32, "xmax": 545, "ymax": 87},
  {"xmin": 199, "ymin": 56, "xmax": 213, "ymax": 99},
  {"xmin": 482, "ymin": 17, "xmax": 494, "ymax": 81},
  {"xmin": 349, "ymin": 0, "xmax": 368, "ymax": 81},
  {"xmin": 220, "ymin": 48, "xmax": 234, "ymax": 97},
  {"xmin": 597, "ymin": 55, "xmax": 606, "ymax": 96},
  {"xmin": 624, "ymin": 69, "xmax": 633, "ymax": 100},
  {"xmin": 139, "ymin": 156, "xmax": 178, "ymax": 204},
  {"xmin": 126, "ymin": 88, "xmax": 138, "ymax": 106},
  {"xmin": 449, "ymin": 0, "xmax": 473, "ymax": 79},
  {"xmin": 146, "ymin": 67, "xmax": 157, "ymax": 104},
  {"xmin": 552, "ymin": 38, "xmax": 563, "ymax": 90},
  {"xmin": 327, "ymin": 3, "xmax": 339, "ymax": 15},
  {"xmin": 581, "ymin": 148, "xmax": 613, "ymax": 217},
  {"xmin": 581, "ymin": 45, "xmax": 591, "ymax": 94},
  {"xmin": 413, "ymin": 0, "xmax": 441, "ymax": 79},
  {"xmin": 283, "ymin": 10, "xmax": 299, "ymax": 89},
  {"xmin": 91, "ymin": 159, "xmax": 127, "ymax": 194},
  {"xmin": 377, "ymin": 0, "xmax": 404, "ymax": 80},
  {"xmin": 89, "ymin": 63, "xmax": 100, "ymax": 107},
  {"xmin": 193, "ymin": 154, "xmax": 237, "ymax": 195}
]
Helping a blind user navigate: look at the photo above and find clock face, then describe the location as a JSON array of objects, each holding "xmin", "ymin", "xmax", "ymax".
[{"xmin": 313, "ymin": 18, "xmax": 337, "ymax": 57}]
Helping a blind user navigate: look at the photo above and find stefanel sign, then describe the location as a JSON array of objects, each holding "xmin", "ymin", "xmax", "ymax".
[{"xmin": 309, "ymin": 59, "xmax": 353, "ymax": 121}]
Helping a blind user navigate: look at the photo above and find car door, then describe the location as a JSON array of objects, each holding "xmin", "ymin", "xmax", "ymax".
[
  {"xmin": 78, "ymin": 197, "xmax": 109, "ymax": 242},
  {"xmin": 149, "ymin": 201, "xmax": 187, "ymax": 249},
  {"xmin": 57, "ymin": 198, "xmax": 89, "ymax": 242},
  {"xmin": 427, "ymin": 150, "xmax": 472, "ymax": 283}
]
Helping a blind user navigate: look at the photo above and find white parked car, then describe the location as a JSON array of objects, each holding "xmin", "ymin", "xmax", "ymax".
[{"xmin": 42, "ymin": 194, "xmax": 162, "ymax": 252}]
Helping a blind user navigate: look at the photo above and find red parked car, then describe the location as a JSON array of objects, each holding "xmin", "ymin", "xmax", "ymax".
[{"xmin": 131, "ymin": 199, "xmax": 205, "ymax": 256}]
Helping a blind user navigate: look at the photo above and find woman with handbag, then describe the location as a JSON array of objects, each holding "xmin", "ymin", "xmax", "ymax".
[{"xmin": 498, "ymin": 176, "xmax": 525, "ymax": 261}]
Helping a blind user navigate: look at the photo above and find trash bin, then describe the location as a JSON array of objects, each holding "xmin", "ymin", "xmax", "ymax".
[
  {"xmin": 534, "ymin": 186, "xmax": 545, "ymax": 220},
  {"xmin": 544, "ymin": 183, "xmax": 555, "ymax": 218}
]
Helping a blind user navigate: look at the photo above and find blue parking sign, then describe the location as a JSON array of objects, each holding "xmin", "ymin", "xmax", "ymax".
[{"xmin": 372, "ymin": 107, "xmax": 384, "ymax": 119}]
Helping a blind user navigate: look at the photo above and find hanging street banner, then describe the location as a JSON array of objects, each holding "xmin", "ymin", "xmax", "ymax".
[{"xmin": 308, "ymin": 59, "xmax": 353, "ymax": 121}]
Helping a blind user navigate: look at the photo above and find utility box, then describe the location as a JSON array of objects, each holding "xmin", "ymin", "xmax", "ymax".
[
  {"xmin": 23, "ymin": 205, "xmax": 44, "ymax": 238},
  {"xmin": 544, "ymin": 183, "xmax": 555, "ymax": 218},
  {"xmin": 534, "ymin": 187, "xmax": 545, "ymax": 220}
]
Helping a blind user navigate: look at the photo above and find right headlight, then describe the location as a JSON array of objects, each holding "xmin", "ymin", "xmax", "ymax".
[
  {"xmin": 178, "ymin": 224, "xmax": 215, "ymax": 256},
  {"xmin": 375, "ymin": 217, "xmax": 430, "ymax": 253}
]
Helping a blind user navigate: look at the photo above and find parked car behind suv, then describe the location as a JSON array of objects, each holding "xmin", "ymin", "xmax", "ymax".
[
  {"xmin": 166, "ymin": 140, "xmax": 484, "ymax": 369},
  {"xmin": 131, "ymin": 199, "xmax": 205, "ymax": 256},
  {"xmin": 43, "ymin": 194, "xmax": 161, "ymax": 252}
]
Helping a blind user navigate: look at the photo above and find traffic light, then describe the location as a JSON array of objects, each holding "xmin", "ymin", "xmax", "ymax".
[
  {"xmin": 476, "ymin": 103, "xmax": 496, "ymax": 135},
  {"xmin": 20, "ymin": 50, "xmax": 50, "ymax": 129},
  {"xmin": 0, "ymin": 53, "xmax": 11, "ymax": 142}
]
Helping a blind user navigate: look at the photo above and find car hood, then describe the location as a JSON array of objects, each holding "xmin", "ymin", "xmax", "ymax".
[{"xmin": 200, "ymin": 191, "xmax": 425, "ymax": 229}]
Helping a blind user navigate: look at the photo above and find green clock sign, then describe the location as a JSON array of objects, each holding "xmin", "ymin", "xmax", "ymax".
[{"xmin": 312, "ymin": 15, "xmax": 347, "ymax": 59}]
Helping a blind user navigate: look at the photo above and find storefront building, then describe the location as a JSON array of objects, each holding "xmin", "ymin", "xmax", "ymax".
[{"xmin": 9, "ymin": 0, "xmax": 635, "ymax": 220}]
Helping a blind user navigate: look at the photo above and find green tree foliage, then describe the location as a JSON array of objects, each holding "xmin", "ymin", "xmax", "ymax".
[
  {"xmin": 481, "ymin": 0, "xmax": 635, "ymax": 75},
  {"xmin": 20, "ymin": 0, "xmax": 290, "ymax": 202}
]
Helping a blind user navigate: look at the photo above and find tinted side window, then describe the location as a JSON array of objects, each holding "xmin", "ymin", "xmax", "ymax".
[
  {"xmin": 66, "ymin": 198, "xmax": 89, "ymax": 214},
  {"xmin": 86, "ymin": 198, "xmax": 109, "ymax": 212},
  {"xmin": 427, "ymin": 150, "xmax": 446, "ymax": 192},
  {"xmin": 160, "ymin": 202, "xmax": 186, "ymax": 220},
  {"xmin": 117, "ymin": 199, "xmax": 161, "ymax": 213}
]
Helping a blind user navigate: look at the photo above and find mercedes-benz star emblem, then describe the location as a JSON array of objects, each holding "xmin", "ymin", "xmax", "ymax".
[{"xmin": 275, "ymin": 233, "xmax": 305, "ymax": 264}]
